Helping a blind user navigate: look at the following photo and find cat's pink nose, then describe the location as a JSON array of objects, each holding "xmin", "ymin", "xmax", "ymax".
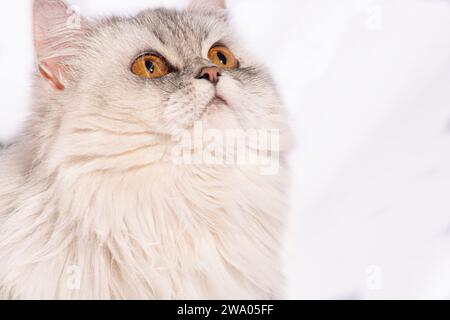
[{"xmin": 197, "ymin": 66, "xmax": 221, "ymax": 84}]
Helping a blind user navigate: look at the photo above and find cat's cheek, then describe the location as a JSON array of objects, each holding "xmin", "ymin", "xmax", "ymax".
[
  {"xmin": 192, "ymin": 79, "xmax": 216, "ymax": 99},
  {"xmin": 216, "ymin": 76, "xmax": 245, "ymax": 110},
  {"xmin": 190, "ymin": 80, "xmax": 216, "ymax": 111}
]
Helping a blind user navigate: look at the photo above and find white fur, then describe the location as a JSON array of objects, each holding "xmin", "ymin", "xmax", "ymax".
[{"xmin": 0, "ymin": 0, "xmax": 291, "ymax": 299}]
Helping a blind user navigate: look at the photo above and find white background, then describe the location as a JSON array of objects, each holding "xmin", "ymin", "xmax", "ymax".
[{"xmin": 1, "ymin": 0, "xmax": 450, "ymax": 299}]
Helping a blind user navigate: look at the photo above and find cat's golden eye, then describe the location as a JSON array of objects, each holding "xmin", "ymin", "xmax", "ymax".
[
  {"xmin": 208, "ymin": 45, "xmax": 239, "ymax": 69},
  {"xmin": 131, "ymin": 53, "xmax": 170, "ymax": 79}
]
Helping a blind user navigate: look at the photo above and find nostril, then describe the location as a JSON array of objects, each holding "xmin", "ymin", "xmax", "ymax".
[
  {"xmin": 199, "ymin": 73, "xmax": 212, "ymax": 81},
  {"xmin": 196, "ymin": 66, "xmax": 221, "ymax": 84}
]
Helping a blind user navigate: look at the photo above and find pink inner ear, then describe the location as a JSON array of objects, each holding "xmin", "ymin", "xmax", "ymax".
[
  {"xmin": 33, "ymin": 0, "xmax": 83, "ymax": 90},
  {"xmin": 38, "ymin": 62, "xmax": 65, "ymax": 91},
  {"xmin": 33, "ymin": 0, "xmax": 70, "ymax": 60}
]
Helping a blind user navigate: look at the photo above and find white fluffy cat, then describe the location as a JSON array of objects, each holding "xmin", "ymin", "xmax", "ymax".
[{"xmin": 0, "ymin": 0, "xmax": 291, "ymax": 299}]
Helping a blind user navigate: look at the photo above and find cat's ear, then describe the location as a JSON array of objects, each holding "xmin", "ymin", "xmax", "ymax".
[
  {"xmin": 33, "ymin": 0, "xmax": 87, "ymax": 90},
  {"xmin": 188, "ymin": 0, "xmax": 226, "ymax": 12}
]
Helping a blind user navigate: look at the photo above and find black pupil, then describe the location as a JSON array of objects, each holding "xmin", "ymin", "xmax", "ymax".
[
  {"xmin": 217, "ymin": 51, "xmax": 227, "ymax": 65},
  {"xmin": 145, "ymin": 60, "xmax": 154, "ymax": 73}
]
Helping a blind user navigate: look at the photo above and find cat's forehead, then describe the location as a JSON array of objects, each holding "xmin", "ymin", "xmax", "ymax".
[
  {"xmin": 137, "ymin": 9, "xmax": 226, "ymax": 45},
  {"xmin": 89, "ymin": 8, "xmax": 231, "ymax": 66}
]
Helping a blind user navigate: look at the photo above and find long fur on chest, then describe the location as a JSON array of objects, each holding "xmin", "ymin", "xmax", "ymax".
[{"xmin": 0, "ymin": 155, "xmax": 287, "ymax": 299}]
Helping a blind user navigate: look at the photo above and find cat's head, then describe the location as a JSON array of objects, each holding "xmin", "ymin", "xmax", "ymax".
[{"xmin": 32, "ymin": 0, "xmax": 288, "ymax": 173}]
